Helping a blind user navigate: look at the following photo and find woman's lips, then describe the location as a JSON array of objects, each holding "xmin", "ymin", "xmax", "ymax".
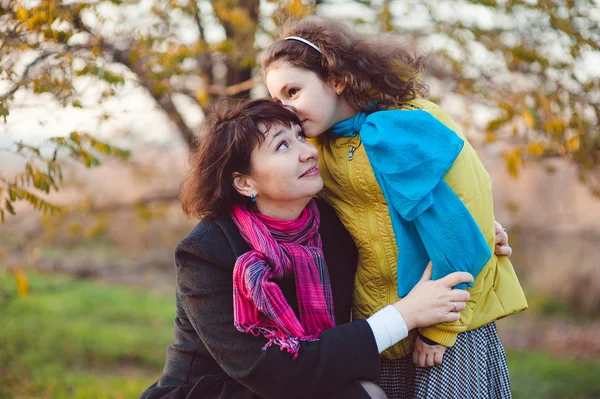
[{"xmin": 300, "ymin": 165, "xmax": 320, "ymax": 178}]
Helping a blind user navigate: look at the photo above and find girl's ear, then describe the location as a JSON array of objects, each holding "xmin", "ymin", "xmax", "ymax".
[
  {"xmin": 232, "ymin": 172, "xmax": 255, "ymax": 198},
  {"xmin": 330, "ymin": 76, "xmax": 348, "ymax": 95}
]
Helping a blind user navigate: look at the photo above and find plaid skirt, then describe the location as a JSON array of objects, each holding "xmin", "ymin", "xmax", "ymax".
[{"xmin": 376, "ymin": 322, "xmax": 512, "ymax": 399}]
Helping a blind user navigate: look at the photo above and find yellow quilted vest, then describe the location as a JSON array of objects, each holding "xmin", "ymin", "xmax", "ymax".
[{"xmin": 313, "ymin": 98, "xmax": 528, "ymax": 359}]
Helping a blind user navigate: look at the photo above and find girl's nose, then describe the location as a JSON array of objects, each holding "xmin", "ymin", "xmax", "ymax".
[{"xmin": 282, "ymin": 103, "xmax": 298, "ymax": 116}]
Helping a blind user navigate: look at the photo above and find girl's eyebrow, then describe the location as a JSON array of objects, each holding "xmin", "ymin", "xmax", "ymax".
[{"xmin": 280, "ymin": 82, "xmax": 295, "ymax": 94}]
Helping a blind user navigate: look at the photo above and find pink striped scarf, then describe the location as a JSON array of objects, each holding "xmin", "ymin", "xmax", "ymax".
[{"xmin": 230, "ymin": 200, "xmax": 335, "ymax": 359}]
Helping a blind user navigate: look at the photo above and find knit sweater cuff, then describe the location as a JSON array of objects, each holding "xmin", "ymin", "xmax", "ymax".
[{"xmin": 418, "ymin": 326, "xmax": 462, "ymax": 347}]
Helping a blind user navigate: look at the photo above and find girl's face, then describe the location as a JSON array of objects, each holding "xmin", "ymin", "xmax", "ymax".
[
  {"xmin": 235, "ymin": 122, "xmax": 323, "ymax": 218},
  {"xmin": 266, "ymin": 62, "xmax": 354, "ymax": 138}
]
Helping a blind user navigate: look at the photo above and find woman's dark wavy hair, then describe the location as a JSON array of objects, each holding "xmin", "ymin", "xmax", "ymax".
[
  {"xmin": 262, "ymin": 17, "xmax": 429, "ymax": 112},
  {"xmin": 180, "ymin": 99, "xmax": 301, "ymax": 220}
]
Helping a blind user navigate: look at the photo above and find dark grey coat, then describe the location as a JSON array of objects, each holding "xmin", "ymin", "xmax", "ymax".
[{"xmin": 141, "ymin": 201, "xmax": 381, "ymax": 399}]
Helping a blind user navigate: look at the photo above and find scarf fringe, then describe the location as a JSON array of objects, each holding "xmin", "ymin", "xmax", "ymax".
[{"xmin": 235, "ymin": 322, "xmax": 320, "ymax": 360}]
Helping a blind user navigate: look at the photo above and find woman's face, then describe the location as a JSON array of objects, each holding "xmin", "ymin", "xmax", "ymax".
[
  {"xmin": 237, "ymin": 122, "xmax": 323, "ymax": 217},
  {"xmin": 266, "ymin": 62, "xmax": 348, "ymax": 138}
]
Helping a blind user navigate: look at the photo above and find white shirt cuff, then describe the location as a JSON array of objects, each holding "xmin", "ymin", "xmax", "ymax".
[{"xmin": 366, "ymin": 305, "xmax": 409, "ymax": 354}]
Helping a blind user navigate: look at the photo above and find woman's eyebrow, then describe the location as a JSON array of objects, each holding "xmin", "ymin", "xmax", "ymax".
[{"xmin": 268, "ymin": 129, "xmax": 286, "ymax": 147}]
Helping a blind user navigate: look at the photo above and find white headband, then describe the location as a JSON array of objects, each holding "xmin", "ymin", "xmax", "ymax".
[{"xmin": 284, "ymin": 36, "xmax": 322, "ymax": 54}]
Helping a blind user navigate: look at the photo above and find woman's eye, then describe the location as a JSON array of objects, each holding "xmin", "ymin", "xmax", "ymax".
[
  {"xmin": 288, "ymin": 88, "xmax": 299, "ymax": 98},
  {"xmin": 276, "ymin": 141, "xmax": 289, "ymax": 151},
  {"xmin": 297, "ymin": 131, "xmax": 306, "ymax": 141}
]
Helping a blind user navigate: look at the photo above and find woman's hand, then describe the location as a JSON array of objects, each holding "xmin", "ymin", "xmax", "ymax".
[
  {"xmin": 412, "ymin": 336, "xmax": 447, "ymax": 367},
  {"xmin": 494, "ymin": 221, "xmax": 512, "ymax": 257},
  {"xmin": 393, "ymin": 263, "xmax": 472, "ymax": 331}
]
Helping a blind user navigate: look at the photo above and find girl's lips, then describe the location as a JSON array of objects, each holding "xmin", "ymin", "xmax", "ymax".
[{"xmin": 300, "ymin": 165, "xmax": 320, "ymax": 178}]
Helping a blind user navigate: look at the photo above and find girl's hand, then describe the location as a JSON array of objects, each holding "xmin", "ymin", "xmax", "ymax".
[
  {"xmin": 393, "ymin": 263, "xmax": 471, "ymax": 331},
  {"xmin": 494, "ymin": 221, "xmax": 512, "ymax": 257},
  {"xmin": 412, "ymin": 336, "xmax": 447, "ymax": 367}
]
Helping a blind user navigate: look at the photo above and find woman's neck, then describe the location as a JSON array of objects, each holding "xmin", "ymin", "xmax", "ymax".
[{"xmin": 255, "ymin": 198, "xmax": 311, "ymax": 220}]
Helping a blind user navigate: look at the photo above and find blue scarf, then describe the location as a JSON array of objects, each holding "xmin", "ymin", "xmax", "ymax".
[{"xmin": 331, "ymin": 109, "xmax": 491, "ymax": 297}]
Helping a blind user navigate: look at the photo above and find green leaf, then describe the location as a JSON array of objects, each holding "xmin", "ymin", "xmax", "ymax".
[
  {"xmin": 0, "ymin": 102, "xmax": 9, "ymax": 122},
  {"xmin": 69, "ymin": 131, "xmax": 82, "ymax": 146},
  {"xmin": 5, "ymin": 199, "xmax": 15, "ymax": 215},
  {"xmin": 8, "ymin": 187, "xmax": 17, "ymax": 201}
]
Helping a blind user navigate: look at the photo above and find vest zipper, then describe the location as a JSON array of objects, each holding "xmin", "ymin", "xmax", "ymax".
[{"xmin": 345, "ymin": 144, "xmax": 389, "ymax": 302}]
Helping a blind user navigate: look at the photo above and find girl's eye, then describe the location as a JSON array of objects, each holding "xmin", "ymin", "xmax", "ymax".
[
  {"xmin": 297, "ymin": 131, "xmax": 306, "ymax": 141},
  {"xmin": 288, "ymin": 88, "xmax": 299, "ymax": 98},
  {"xmin": 276, "ymin": 141, "xmax": 289, "ymax": 151}
]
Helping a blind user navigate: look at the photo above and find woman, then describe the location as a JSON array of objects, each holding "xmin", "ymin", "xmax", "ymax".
[{"xmin": 140, "ymin": 99, "xmax": 479, "ymax": 399}]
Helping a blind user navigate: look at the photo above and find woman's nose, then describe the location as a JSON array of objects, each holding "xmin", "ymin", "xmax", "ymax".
[{"xmin": 299, "ymin": 142, "xmax": 318, "ymax": 162}]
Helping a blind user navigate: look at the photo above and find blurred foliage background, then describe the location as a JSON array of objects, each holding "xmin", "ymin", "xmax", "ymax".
[{"xmin": 1, "ymin": 0, "xmax": 599, "ymax": 397}]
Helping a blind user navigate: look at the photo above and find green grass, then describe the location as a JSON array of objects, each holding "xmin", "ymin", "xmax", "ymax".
[
  {"xmin": 524, "ymin": 291, "xmax": 593, "ymax": 321},
  {"xmin": 508, "ymin": 351, "xmax": 600, "ymax": 399},
  {"xmin": 0, "ymin": 271, "xmax": 174, "ymax": 399},
  {"xmin": 1, "ymin": 271, "xmax": 600, "ymax": 398},
  {"xmin": 39, "ymin": 237, "xmax": 140, "ymax": 268}
]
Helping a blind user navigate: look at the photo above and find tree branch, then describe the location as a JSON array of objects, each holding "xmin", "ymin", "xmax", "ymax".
[
  {"xmin": 206, "ymin": 76, "xmax": 261, "ymax": 96},
  {"xmin": 87, "ymin": 190, "xmax": 179, "ymax": 213},
  {"xmin": 0, "ymin": 51, "xmax": 54, "ymax": 100},
  {"xmin": 0, "ymin": 41, "xmax": 95, "ymax": 101},
  {"xmin": 190, "ymin": 0, "xmax": 206, "ymax": 43},
  {"xmin": 97, "ymin": 41, "xmax": 199, "ymax": 149}
]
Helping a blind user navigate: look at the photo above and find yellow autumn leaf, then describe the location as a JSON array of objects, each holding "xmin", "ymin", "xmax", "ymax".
[
  {"xmin": 26, "ymin": 11, "xmax": 47, "ymax": 30},
  {"xmin": 13, "ymin": 270, "xmax": 28, "ymax": 297},
  {"xmin": 16, "ymin": 6, "xmax": 28, "ymax": 21},
  {"xmin": 228, "ymin": 9, "xmax": 254, "ymax": 32},
  {"xmin": 527, "ymin": 142, "xmax": 544, "ymax": 156},
  {"xmin": 68, "ymin": 223, "xmax": 82, "ymax": 235},
  {"xmin": 84, "ymin": 221, "xmax": 107, "ymax": 239},
  {"xmin": 196, "ymin": 90, "xmax": 209, "ymax": 106},
  {"xmin": 544, "ymin": 118, "xmax": 566, "ymax": 136},
  {"xmin": 285, "ymin": 0, "xmax": 312, "ymax": 18},
  {"xmin": 215, "ymin": 39, "xmax": 236, "ymax": 54},
  {"xmin": 502, "ymin": 149, "xmax": 523, "ymax": 178},
  {"xmin": 536, "ymin": 90, "xmax": 551, "ymax": 113},
  {"xmin": 565, "ymin": 135, "xmax": 580, "ymax": 152},
  {"xmin": 522, "ymin": 109, "xmax": 535, "ymax": 128}
]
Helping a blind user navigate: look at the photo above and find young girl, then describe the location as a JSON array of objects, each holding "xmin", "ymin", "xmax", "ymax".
[{"xmin": 262, "ymin": 17, "xmax": 527, "ymax": 399}]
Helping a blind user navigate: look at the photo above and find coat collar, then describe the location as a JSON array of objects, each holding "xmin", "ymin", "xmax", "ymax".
[{"xmin": 214, "ymin": 214, "xmax": 251, "ymax": 260}]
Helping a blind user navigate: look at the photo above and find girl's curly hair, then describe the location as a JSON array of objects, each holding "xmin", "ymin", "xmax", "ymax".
[{"xmin": 262, "ymin": 17, "xmax": 429, "ymax": 112}]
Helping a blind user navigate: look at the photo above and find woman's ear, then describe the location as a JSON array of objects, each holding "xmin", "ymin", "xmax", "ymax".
[{"xmin": 232, "ymin": 172, "xmax": 255, "ymax": 198}]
